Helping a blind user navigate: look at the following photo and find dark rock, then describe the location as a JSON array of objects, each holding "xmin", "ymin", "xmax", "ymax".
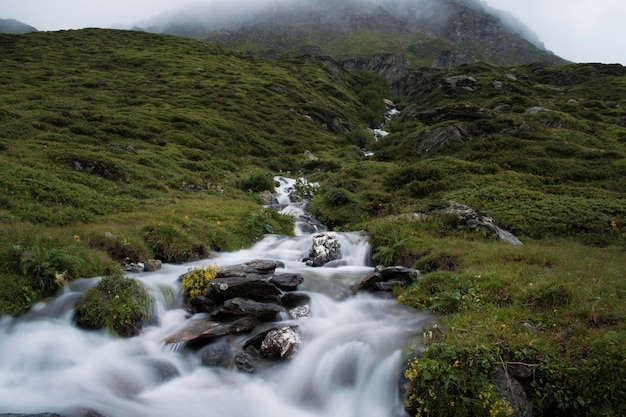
[
  {"xmin": 304, "ymin": 232, "xmax": 341, "ymax": 267},
  {"xmin": 212, "ymin": 297, "xmax": 285, "ymax": 321},
  {"xmin": 269, "ymin": 273, "xmax": 304, "ymax": 291},
  {"xmin": 235, "ymin": 351, "xmax": 256, "ymax": 373},
  {"xmin": 353, "ymin": 265, "xmax": 419, "ymax": 293},
  {"xmin": 280, "ymin": 292, "xmax": 311, "ymax": 308},
  {"xmin": 145, "ymin": 358, "xmax": 180, "ymax": 383},
  {"xmin": 491, "ymin": 367, "xmax": 536, "ymax": 417},
  {"xmin": 201, "ymin": 343, "xmax": 236, "ymax": 367},
  {"xmin": 162, "ymin": 316, "xmax": 259, "ymax": 344},
  {"xmin": 208, "ymin": 276, "xmax": 283, "ymax": 304},
  {"xmin": 122, "ymin": 258, "xmax": 144, "ymax": 273}
]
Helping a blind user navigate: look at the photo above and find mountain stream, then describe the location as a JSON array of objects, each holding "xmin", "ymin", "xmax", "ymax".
[{"xmin": 0, "ymin": 177, "xmax": 432, "ymax": 417}]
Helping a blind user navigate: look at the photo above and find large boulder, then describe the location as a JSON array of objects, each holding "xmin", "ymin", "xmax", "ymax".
[{"xmin": 304, "ymin": 232, "xmax": 342, "ymax": 267}]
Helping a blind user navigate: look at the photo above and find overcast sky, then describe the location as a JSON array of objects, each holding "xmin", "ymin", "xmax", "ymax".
[{"xmin": 1, "ymin": 0, "xmax": 624, "ymax": 65}]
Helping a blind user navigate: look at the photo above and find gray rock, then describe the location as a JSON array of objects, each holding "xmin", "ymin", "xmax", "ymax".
[
  {"xmin": 304, "ymin": 232, "xmax": 341, "ymax": 267},
  {"xmin": 441, "ymin": 75, "xmax": 476, "ymax": 90},
  {"xmin": 491, "ymin": 367, "xmax": 536, "ymax": 417},
  {"xmin": 260, "ymin": 327, "xmax": 301, "ymax": 359},
  {"xmin": 289, "ymin": 305, "xmax": 312, "ymax": 319},
  {"xmin": 235, "ymin": 351, "xmax": 256, "ymax": 373},
  {"xmin": 413, "ymin": 124, "xmax": 467, "ymax": 158},
  {"xmin": 201, "ymin": 343, "xmax": 236, "ymax": 367},
  {"xmin": 209, "ymin": 276, "xmax": 283, "ymax": 303},
  {"xmin": 269, "ymin": 273, "xmax": 304, "ymax": 291},
  {"xmin": 143, "ymin": 259, "xmax": 162, "ymax": 272}
]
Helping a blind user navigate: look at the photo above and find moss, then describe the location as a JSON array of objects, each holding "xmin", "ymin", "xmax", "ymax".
[{"xmin": 74, "ymin": 272, "xmax": 152, "ymax": 337}]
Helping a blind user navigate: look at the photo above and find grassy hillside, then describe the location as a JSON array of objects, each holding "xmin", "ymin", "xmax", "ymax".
[
  {"xmin": 0, "ymin": 29, "xmax": 370, "ymax": 313},
  {"xmin": 1, "ymin": 28, "xmax": 625, "ymax": 415}
]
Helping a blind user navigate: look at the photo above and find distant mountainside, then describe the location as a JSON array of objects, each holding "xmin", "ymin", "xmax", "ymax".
[
  {"xmin": 142, "ymin": 0, "xmax": 565, "ymax": 74},
  {"xmin": 0, "ymin": 18, "xmax": 38, "ymax": 34}
]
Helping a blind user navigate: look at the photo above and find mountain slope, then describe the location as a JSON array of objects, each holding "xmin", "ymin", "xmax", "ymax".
[
  {"xmin": 145, "ymin": 0, "xmax": 564, "ymax": 71},
  {"xmin": 0, "ymin": 18, "xmax": 37, "ymax": 34}
]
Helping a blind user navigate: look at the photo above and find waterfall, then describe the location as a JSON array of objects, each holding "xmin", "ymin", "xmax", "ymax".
[{"xmin": 0, "ymin": 178, "xmax": 432, "ymax": 417}]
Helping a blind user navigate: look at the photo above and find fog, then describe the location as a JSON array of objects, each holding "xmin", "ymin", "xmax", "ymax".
[{"xmin": 1, "ymin": 0, "xmax": 624, "ymax": 64}]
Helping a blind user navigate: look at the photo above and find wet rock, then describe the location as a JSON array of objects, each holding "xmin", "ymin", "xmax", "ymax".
[
  {"xmin": 208, "ymin": 276, "xmax": 283, "ymax": 304},
  {"xmin": 235, "ymin": 351, "xmax": 256, "ymax": 373},
  {"xmin": 143, "ymin": 259, "xmax": 162, "ymax": 272},
  {"xmin": 304, "ymin": 232, "xmax": 341, "ymax": 267},
  {"xmin": 122, "ymin": 259, "xmax": 144, "ymax": 273},
  {"xmin": 280, "ymin": 292, "xmax": 311, "ymax": 308},
  {"xmin": 145, "ymin": 358, "xmax": 180, "ymax": 383},
  {"xmin": 269, "ymin": 273, "xmax": 304, "ymax": 291},
  {"xmin": 289, "ymin": 305, "xmax": 312, "ymax": 319},
  {"xmin": 162, "ymin": 316, "xmax": 259, "ymax": 344},
  {"xmin": 201, "ymin": 343, "xmax": 236, "ymax": 368},
  {"xmin": 212, "ymin": 297, "xmax": 285, "ymax": 321},
  {"xmin": 217, "ymin": 259, "xmax": 284, "ymax": 277},
  {"xmin": 260, "ymin": 327, "xmax": 301, "ymax": 359}
]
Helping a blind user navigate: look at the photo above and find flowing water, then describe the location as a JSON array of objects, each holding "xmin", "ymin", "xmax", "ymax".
[{"xmin": 0, "ymin": 178, "xmax": 432, "ymax": 417}]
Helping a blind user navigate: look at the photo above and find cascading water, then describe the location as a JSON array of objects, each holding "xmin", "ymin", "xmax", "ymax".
[{"xmin": 0, "ymin": 178, "xmax": 432, "ymax": 417}]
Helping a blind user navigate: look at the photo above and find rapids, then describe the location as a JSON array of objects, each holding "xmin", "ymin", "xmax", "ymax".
[{"xmin": 0, "ymin": 178, "xmax": 432, "ymax": 417}]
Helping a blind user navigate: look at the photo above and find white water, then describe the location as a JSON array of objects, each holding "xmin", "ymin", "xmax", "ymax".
[{"xmin": 0, "ymin": 180, "xmax": 432, "ymax": 417}]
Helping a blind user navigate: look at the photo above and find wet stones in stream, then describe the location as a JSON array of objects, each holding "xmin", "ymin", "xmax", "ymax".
[{"xmin": 163, "ymin": 259, "xmax": 308, "ymax": 371}]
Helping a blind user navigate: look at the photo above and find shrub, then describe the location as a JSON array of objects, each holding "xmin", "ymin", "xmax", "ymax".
[
  {"xmin": 323, "ymin": 187, "xmax": 354, "ymax": 206},
  {"xmin": 74, "ymin": 272, "xmax": 152, "ymax": 337},
  {"xmin": 239, "ymin": 172, "xmax": 275, "ymax": 193},
  {"xmin": 181, "ymin": 264, "xmax": 219, "ymax": 298}
]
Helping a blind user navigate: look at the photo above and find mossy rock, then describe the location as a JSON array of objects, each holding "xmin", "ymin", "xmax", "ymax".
[{"xmin": 74, "ymin": 273, "xmax": 152, "ymax": 337}]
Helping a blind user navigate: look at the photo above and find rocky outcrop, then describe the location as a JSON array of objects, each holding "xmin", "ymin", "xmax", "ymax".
[
  {"xmin": 413, "ymin": 123, "xmax": 468, "ymax": 158},
  {"xmin": 410, "ymin": 202, "xmax": 522, "ymax": 245}
]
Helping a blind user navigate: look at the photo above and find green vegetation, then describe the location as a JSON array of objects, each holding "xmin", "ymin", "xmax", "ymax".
[
  {"xmin": 1, "ymin": 28, "xmax": 626, "ymax": 415},
  {"xmin": 73, "ymin": 272, "xmax": 152, "ymax": 337}
]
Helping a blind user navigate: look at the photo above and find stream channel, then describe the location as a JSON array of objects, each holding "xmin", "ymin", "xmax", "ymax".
[{"xmin": 0, "ymin": 177, "xmax": 432, "ymax": 417}]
